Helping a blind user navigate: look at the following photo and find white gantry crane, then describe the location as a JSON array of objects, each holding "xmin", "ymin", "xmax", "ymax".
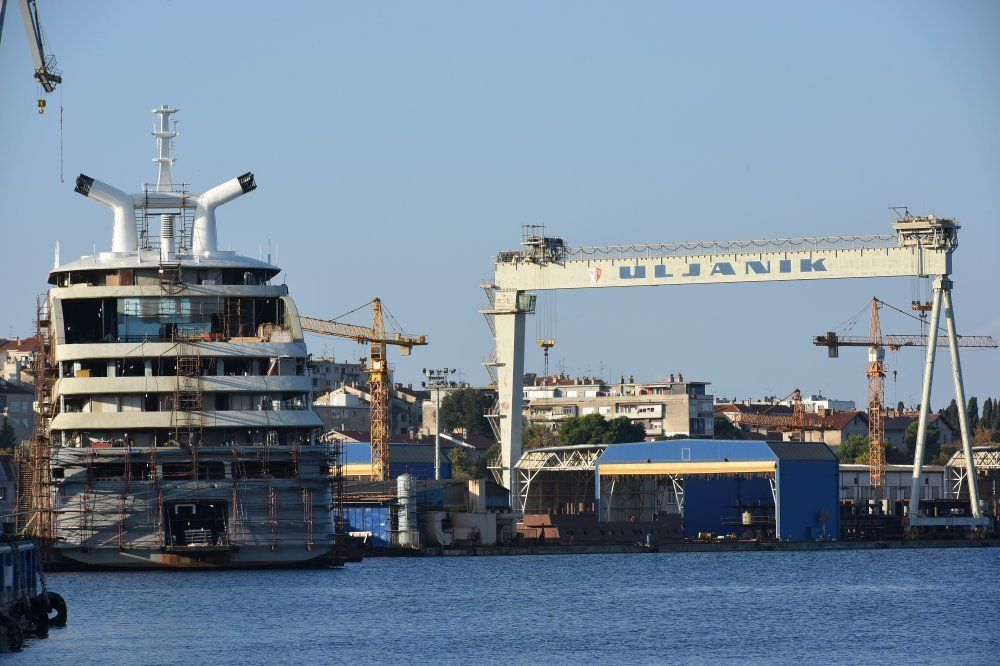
[
  {"xmin": 484, "ymin": 213, "xmax": 988, "ymax": 531},
  {"xmin": 0, "ymin": 0, "xmax": 62, "ymax": 111}
]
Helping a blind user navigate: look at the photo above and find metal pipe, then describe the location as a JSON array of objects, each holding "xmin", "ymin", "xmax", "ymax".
[
  {"xmin": 942, "ymin": 286, "xmax": 984, "ymax": 517},
  {"xmin": 192, "ymin": 172, "xmax": 256, "ymax": 255},
  {"xmin": 907, "ymin": 278, "xmax": 943, "ymax": 520},
  {"xmin": 74, "ymin": 174, "xmax": 137, "ymax": 253}
]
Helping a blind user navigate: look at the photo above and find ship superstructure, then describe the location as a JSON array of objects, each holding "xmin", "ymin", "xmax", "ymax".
[{"xmin": 24, "ymin": 106, "xmax": 334, "ymax": 568}]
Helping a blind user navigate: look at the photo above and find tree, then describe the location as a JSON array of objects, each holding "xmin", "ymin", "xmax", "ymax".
[
  {"xmin": 837, "ymin": 434, "xmax": 909, "ymax": 464},
  {"xmin": 905, "ymin": 421, "xmax": 940, "ymax": 464},
  {"xmin": 558, "ymin": 414, "xmax": 646, "ymax": 446},
  {"xmin": 522, "ymin": 424, "xmax": 558, "ymax": 450},
  {"xmin": 604, "ymin": 416, "xmax": 647, "ymax": 443},
  {"xmin": 940, "ymin": 399, "xmax": 959, "ymax": 435},
  {"xmin": 836, "ymin": 434, "xmax": 869, "ymax": 463},
  {"xmin": 0, "ymin": 418, "xmax": 16, "ymax": 451},
  {"xmin": 438, "ymin": 388, "xmax": 493, "ymax": 439},
  {"xmin": 982, "ymin": 398, "xmax": 994, "ymax": 433},
  {"xmin": 896, "ymin": 400, "xmax": 905, "ymax": 415},
  {"xmin": 713, "ymin": 415, "xmax": 742, "ymax": 440},
  {"xmin": 448, "ymin": 447, "xmax": 476, "ymax": 480},
  {"xmin": 935, "ymin": 442, "xmax": 961, "ymax": 465},
  {"xmin": 967, "ymin": 397, "xmax": 979, "ymax": 432}
]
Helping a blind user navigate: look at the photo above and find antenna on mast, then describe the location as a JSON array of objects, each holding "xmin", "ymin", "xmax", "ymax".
[{"xmin": 151, "ymin": 105, "xmax": 178, "ymax": 192}]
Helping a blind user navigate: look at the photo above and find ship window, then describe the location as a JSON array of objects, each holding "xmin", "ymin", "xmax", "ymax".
[
  {"xmin": 234, "ymin": 461, "xmax": 295, "ymax": 479},
  {"xmin": 162, "ymin": 461, "xmax": 226, "ymax": 480}
]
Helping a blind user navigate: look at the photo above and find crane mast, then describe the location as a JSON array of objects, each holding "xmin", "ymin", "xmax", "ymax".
[
  {"xmin": 866, "ymin": 298, "xmax": 887, "ymax": 499},
  {"xmin": 299, "ymin": 299, "xmax": 428, "ymax": 482}
]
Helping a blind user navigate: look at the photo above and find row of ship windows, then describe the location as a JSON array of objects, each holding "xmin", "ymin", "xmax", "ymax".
[
  {"xmin": 55, "ymin": 267, "xmax": 273, "ymax": 288},
  {"xmin": 62, "ymin": 356, "xmax": 307, "ymax": 378},
  {"xmin": 62, "ymin": 296, "xmax": 287, "ymax": 344},
  {"xmin": 62, "ymin": 393, "xmax": 312, "ymax": 413},
  {"xmin": 53, "ymin": 460, "xmax": 311, "ymax": 482},
  {"xmin": 61, "ymin": 428, "xmax": 317, "ymax": 448}
]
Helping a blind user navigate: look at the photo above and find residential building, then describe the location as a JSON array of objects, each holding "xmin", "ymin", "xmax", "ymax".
[
  {"xmin": 714, "ymin": 393, "xmax": 855, "ymax": 414},
  {"xmin": 306, "ymin": 355, "xmax": 367, "ymax": 393},
  {"xmin": 883, "ymin": 413, "xmax": 956, "ymax": 450},
  {"xmin": 0, "ymin": 337, "xmax": 37, "ymax": 386},
  {"xmin": 314, "ymin": 383, "xmax": 426, "ymax": 436},
  {"xmin": 0, "ymin": 455, "xmax": 16, "ymax": 520},
  {"xmin": 524, "ymin": 375, "xmax": 714, "ymax": 438},
  {"xmin": 0, "ymin": 378, "xmax": 34, "ymax": 443}
]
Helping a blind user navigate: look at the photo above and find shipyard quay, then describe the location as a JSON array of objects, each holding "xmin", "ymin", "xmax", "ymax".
[{"xmin": 19, "ymin": 107, "xmax": 334, "ymax": 568}]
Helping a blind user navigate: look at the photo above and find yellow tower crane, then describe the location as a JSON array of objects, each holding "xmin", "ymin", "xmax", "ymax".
[{"xmin": 300, "ymin": 299, "xmax": 427, "ymax": 481}]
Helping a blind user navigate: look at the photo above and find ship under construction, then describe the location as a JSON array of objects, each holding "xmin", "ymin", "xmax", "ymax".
[{"xmin": 18, "ymin": 106, "xmax": 342, "ymax": 568}]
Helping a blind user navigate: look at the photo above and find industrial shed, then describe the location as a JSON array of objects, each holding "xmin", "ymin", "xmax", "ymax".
[
  {"xmin": 343, "ymin": 442, "xmax": 453, "ymax": 480},
  {"xmin": 595, "ymin": 440, "xmax": 839, "ymax": 541}
]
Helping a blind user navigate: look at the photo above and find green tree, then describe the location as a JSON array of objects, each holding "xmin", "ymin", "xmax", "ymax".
[
  {"xmin": 0, "ymin": 417, "xmax": 17, "ymax": 451},
  {"xmin": 967, "ymin": 397, "xmax": 979, "ymax": 431},
  {"xmin": 713, "ymin": 415, "xmax": 742, "ymax": 440},
  {"xmin": 935, "ymin": 442, "xmax": 961, "ymax": 465},
  {"xmin": 896, "ymin": 400, "xmax": 905, "ymax": 415},
  {"xmin": 522, "ymin": 424, "xmax": 558, "ymax": 450},
  {"xmin": 905, "ymin": 421, "xmax": 940, "ymax": 464},
  {"xmin": 836, "ymin": 434, "xmax": 869, "ymax": 463},
  {"xmin": 558, "ymin": 414, "xmax": 646, "ymax": 445},
  {"xmin": 981, "ymin": 398, "xmax": 993, "ymax": 433},
  {"xmin": 438, "ymin": 388, "xmax": 493, "ymax": 439},
  {"xmin": 447, "ymin": 447, "xmax": 476, "ymax": 480},
  {"xmin": 940, "ymin": 399, "xmax": 959, "ymax": 435}
]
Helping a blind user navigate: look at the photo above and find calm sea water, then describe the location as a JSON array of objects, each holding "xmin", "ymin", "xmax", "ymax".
[{"xmin": 9, "ymin": 548, "xmax": 1000, "ymax": 665}]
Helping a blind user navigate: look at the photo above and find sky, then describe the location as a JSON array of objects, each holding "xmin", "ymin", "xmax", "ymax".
[{"xmin": 1, "ymin": 1, "xmax": 998, "ymax": 409}]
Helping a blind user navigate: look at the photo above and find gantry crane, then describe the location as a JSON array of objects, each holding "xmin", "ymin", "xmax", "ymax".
[
  {"xmin": 814, "ymin": 297, "xmax": 997, "ymax": 499},
  {"xmin": 300, "ymin": 299, "xmax": 427, "ymax": 481},
  {"xmin": 0, "ymin": 0, "xmax": 62, "ymax": 112}
]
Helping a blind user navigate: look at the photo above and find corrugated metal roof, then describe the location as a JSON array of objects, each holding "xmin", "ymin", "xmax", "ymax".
[
  {"xmin": 595, "ymin": 438, "xmax": 836, "ymax": 465},
  {"xmin": 344, "ymin": 442, "xmax": 450, "ymax": 464}
]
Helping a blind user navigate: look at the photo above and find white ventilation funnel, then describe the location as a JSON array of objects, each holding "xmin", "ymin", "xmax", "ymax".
[
  {"xmin": 74, "ymin": 174, "xmax": 138, "ymax": 253},
  {"xmin": 192, "ymin": 172, "xmax": 256, "ymax": 255}
]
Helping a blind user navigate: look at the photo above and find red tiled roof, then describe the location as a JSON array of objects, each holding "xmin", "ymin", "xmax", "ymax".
[
  {"xmin": 0, "ymin": 338, "xmax": 37, "ymax": 353},
  {"xmin": 820, "ymin": 410, "xmax": 868, "ymax": 430}
]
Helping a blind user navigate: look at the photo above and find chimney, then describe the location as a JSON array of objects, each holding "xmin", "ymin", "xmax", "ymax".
[
  {"xmin": 74, "ymin": 174, "xmax": 138, "ymax": 253},
  {"xmin": 192, "ymin": 172, "xmax": 257, "ymax": 255}
]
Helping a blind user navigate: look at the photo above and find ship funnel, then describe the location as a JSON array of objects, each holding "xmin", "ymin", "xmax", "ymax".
[
  {"xmin": 192, "ymin": 172, "xmax": 256, "ymax": 255},
  {"xmin": 74, "ymin": 174, "xmax": 138, "ymax": 253}
]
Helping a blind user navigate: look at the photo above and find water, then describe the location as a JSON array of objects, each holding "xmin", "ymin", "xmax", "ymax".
[{"xmin": 10, "ymin": 548, "xmax": 1000, "ymax": 664}]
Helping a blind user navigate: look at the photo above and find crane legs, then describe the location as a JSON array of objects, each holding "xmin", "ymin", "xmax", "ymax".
[{"xmin": 908, "ymin": 276, "xmax": 985, "ymax": 526}]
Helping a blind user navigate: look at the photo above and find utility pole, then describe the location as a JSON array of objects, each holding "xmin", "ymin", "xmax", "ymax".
[{"xmin": 422, "ymin": 368, "xmax": 454, "ymax": 480}]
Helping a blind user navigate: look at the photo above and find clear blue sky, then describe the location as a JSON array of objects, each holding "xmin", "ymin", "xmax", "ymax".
[{"xmin": 2, "ymin": 1, "xmax": 998, "ymax": 408}]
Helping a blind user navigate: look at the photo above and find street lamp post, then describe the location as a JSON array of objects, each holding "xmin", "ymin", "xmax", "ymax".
[{"xmin": 422, "ymin": 367, "xmax": 454, "ymax": 480}]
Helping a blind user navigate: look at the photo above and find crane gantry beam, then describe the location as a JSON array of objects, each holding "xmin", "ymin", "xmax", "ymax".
[{"xmin": 486, "ymin": 214, "xmax": 989, "ymax": 528}]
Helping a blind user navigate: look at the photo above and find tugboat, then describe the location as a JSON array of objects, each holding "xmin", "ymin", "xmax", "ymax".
[
  {"xmin": 19, "ymin": 106, "xmax": 337, "ymax": 568},
  {"xmin": 0, "ymin": 528, "xmax": 67, "ymax": 652}
]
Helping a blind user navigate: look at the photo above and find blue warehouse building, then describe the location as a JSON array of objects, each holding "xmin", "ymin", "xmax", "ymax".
[
  {"xmin": 343, "ymin": 442, "xmax": 452, "ymax": 481},
  {"xmin": 594, "ymin": 440, "xmax": 839, "ymax": 541}
]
